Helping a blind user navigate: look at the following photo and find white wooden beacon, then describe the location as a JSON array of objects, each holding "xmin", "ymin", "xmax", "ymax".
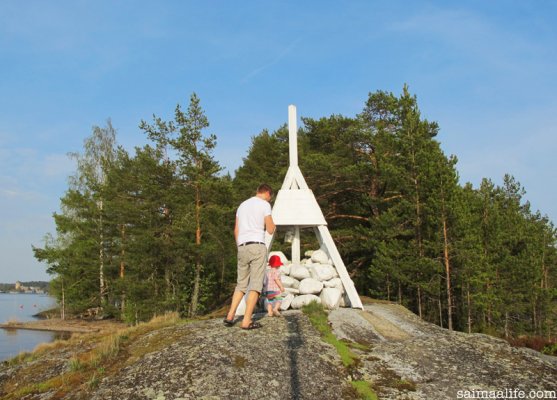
[{"xmin": 266, "ymin": 105, "xmax": 364, "ymax": 309}]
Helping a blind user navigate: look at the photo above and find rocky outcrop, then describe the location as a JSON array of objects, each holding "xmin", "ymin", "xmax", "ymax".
[
  {"xmin": 90, "ymin": 312, "xmax": 356, "ymax": 400},
  {"xmin": 90, "ymin": 303, "xmax": 557, "ymax": 400},
  {"xmin": 329, "ymin": 302, "xmax": 557, "ymax": 400},
  {"xmin": 2, "ymin": 301, "xmax": 556, "ymax": 400}
]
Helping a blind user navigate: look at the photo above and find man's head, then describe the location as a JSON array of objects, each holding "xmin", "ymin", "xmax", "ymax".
[{"xmin": 256, "ymin": 183, "xmax": 273, "ymax": 202}]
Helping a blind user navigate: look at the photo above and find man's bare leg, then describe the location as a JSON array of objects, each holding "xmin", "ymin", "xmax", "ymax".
[
  {"xmin": 226, "ymin": 290, "xmax": 245, "ymax": 321},
  {"xmin": 241, "ymin": 290, "xmax": 260, "ymax": 328}
]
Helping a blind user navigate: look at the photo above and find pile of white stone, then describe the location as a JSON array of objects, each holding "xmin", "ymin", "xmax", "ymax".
[{"xmin": 269, "ymin": 249, "xmax": 347, "ymax": 311}]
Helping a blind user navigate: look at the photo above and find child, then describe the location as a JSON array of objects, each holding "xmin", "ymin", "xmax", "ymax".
[{"xmin": 264, "ymin": 255, "xmax": 286, "ymax": 317}]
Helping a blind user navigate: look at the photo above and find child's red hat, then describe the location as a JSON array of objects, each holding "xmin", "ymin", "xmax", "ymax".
[{"xmin": 268, "ymin": 255, "xmax": 283, "ymax": 268}]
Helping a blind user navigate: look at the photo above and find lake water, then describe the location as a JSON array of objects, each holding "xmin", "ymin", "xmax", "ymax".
[{"xmin": 0, "ymin": 293, "xmax": 64, "ymax": 362}]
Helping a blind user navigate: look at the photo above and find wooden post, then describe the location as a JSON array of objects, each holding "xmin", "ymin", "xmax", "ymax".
[
  {"xmin": 292, "ymin": 226, "xmax": 301, "ymax": 264},
  {"xmin": 288, "ymin": 105, "xmax": 298, "ymax": 167}
]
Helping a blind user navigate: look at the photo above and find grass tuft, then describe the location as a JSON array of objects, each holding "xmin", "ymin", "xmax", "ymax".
[
  {"xmin": 302, "ymin": 301, "xmax": 358, "ymax": 367},
  {"xmin": 68, "ymin": 357, "xmax": 85, "ymax": 372},
  {"xmin": 302, "ymin": 301, "xmax": 378, "ymax": 400},
  {"xmin": 352, "ymin": 380, "xmax": 378, "ymax": 400}
]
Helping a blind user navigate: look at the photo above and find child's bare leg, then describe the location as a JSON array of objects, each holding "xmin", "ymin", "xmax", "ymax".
[
  {"xmin": 273, "ymin": 302, "xmax": 282, "ymax": 316},
  {"xmin": 267, "ymin": 302, "xmax": 274, "ymax": 316}
]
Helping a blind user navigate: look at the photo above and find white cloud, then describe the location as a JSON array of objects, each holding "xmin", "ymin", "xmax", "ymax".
[{"xmin": 241, "ymin": 38, "xmax": 302, "ymax": 83}]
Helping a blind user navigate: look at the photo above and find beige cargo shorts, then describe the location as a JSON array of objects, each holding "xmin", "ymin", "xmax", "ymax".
[{"xmin": 236, "ymin": 243, "xmax": 267, "ymax": 293}]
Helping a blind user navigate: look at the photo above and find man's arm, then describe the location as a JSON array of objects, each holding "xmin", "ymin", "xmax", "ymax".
[
  {"xmin": 234, "ymin": 217, "xmax": 239, "ymax": 243},
  {"xmin": 265, "ymin": 215, "xmax": 276, "ymax": 235}
]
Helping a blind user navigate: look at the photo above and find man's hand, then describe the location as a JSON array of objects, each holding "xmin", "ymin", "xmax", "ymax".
[
  {"xmin": 234, "ymin": 217, "xmax": 239, "ymax": 242},
  {"xmin": 265, "ymin": 215, "xmax": 276, "ymax": 234}
]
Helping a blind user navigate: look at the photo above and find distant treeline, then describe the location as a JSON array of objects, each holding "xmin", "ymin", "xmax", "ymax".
[
  {"xmin": 34, "ymin": 88, "xmax": 557, "ymax": 339},
  {"xmin": 0, "ymin": 281, "xmax": 49, "ymax": 291}
]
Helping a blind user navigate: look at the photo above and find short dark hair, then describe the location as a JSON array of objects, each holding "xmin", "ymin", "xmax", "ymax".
[{"xmin": 257, "ymin": 183, "xmax": 273, "ymax": 196}]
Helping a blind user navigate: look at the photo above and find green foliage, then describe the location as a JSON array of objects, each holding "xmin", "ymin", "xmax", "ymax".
[
  {"xmin": 34, "ymin": 88, "xmax": 557, "ymax": 339},
  {"xmin": 238, "ymin": 86, "xmax": 557, "ymax": 338},
  {"xmin": 542, "ymin": 342, "xmax": 557, "ymax": 356},
  {"xmin": 34, "ymin": 95, "xmax": 236, "ymax": 322}
]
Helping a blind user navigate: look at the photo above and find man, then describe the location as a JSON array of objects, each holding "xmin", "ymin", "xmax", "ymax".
[{"xmin": 224, "ymin": 183, "xmax": 276, "ymax": 329}]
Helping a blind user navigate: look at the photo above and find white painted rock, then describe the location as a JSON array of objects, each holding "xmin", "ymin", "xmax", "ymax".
[
  {"xmin": 268, "ymin": 251, "xmax": 289, "ymax": 265},
  {"xmin": 339, "ymin": 295, "xmax": 346, "ymax": 307},
  {"xmin": 299, "ymin": 278, "xmax": 324, "ymax": 295},
  {"xmin": 340, "ymin": 293, "xmax": 351, "ymax": 307},
  {"xmin": 282, "ymin": 275, "xmax": 300, "ymax": 289},
  {"xmin": 312, "ymin": 264, "xmax": 336, "ymax": 281},
  {"xmin": 234, "ymin": 296, "xmax": 247, "ymax": 316},
  {"xmin": 290, "ymin": 265, "xmax": 311, "ymax": 280},
  {"xmin": 320, "ymin": 288, "xmax": 342, "ymax": 309},
  {"xmin": 291, "ymin": 294, "xmax": 321, "ymax": 309},
  {"xmin": 304, "ymin": 250, "xmax": 314, "ymax": 257},
  {"xmin": 285, "ymin": 287, "xmax": 300, "ymax": 295},
  {"xmin": 324, "ymin": 277, "xmax": 344, "ymax": 293},
  {"xmin": 311, "ymin": 249, "xmax": 329, "ymax": 264},
  {"xmin": 279, "ymin": 264, "xmax": 291, "ymax": 276},
  {"xmin": 280, "ymin": 292, "xmax": 294, "ymax": 310}
]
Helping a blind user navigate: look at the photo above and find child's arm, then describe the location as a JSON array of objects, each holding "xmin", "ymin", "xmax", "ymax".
[{"xmin": 274, "ymin": 276, "xmax": 285, "ymax": 293}]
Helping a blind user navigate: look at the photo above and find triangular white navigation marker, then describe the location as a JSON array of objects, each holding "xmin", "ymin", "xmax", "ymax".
[{"xmin": 266, "ymin": 105, "xmax": 364, "ymax": 309}]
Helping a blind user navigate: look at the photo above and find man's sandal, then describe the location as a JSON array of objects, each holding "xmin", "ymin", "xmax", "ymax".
[
  {"xmin": 223, "ymin": 318, "xmax": 235, "ymax": 327},
  {"xmin": 240, "ymin": 321, "xmax": 262, "ymax": 330}
]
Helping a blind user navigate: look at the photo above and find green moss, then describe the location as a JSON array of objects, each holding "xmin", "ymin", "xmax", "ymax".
[
  {"xmin": 351, "ymin": 380, "xmax": 378, "ymax": 400},
  {"xmin": 1, "ymin": 314, "xmax": 188, "ymax": 400},
  {"xmin": 302, "ymin": 301, "xmax": 359, "ymax": 368},
  {"xmin": 344, "ymin": 339, "xmax": 372, "ymax": 352},
  {"xmin": 5, "ymin": 351, "xmax": 34, "ymax": 366},
  {"xmin": 8, "ymin": 376, "xmax": 63, "ymax": 399},
  {"xmin": 234, "ymin": 355, "xmax": 247, "ymax": 369},
  {"xmin": 302, "ymin": 302, "xmax": 381, "ymax": 400},
  {"xmin": 394, "ymin": 379, "xmax": 417, "ymax": 391}
]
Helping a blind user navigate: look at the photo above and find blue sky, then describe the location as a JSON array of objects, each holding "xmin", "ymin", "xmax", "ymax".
[{"xmin": 1, "ymin": 1, "xmax": 556, "ymax": 282}]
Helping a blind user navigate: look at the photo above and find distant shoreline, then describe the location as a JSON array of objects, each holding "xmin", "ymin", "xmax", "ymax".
[
  {"xmin": 0, "ymin": 291, "xmax": 50, "ymax": 295},
  {"xmin": 0, "ymin": 318, "xmax": 126, "ymax": 334}
]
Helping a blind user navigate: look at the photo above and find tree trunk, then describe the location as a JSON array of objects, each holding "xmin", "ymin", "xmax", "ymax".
[
  {"xmin": 442, "ymin": 218, "xmax": 453, "ymax": 331},
  {"xmin": 220, "ymin": 253, "xmax": 225, "ymax": 290},
  {"xmin": 369, "ymin": 151, "xmax": 381, "ymax": 217},
  {"xmin": 190, "ymin": 184, "xmax": 202, "ymax": 317},
  {"xmin": 120, "ymin": 224, "xmax": 126, "ymax": 313},
  {"xmin": 99, "ymin": 199, "xmax": 106, "ymax": 307},
  {"xmin": 533, "ymin": 300, "xmax": 538, "ymax": 335},
  {"xmin": 467, "ymin": 281, "xmax": 472, "ymax": 334},
  {"xmin": 504, "ymin": 312, "xmax": 510, "ymax": 339},
  {"xmin": 61, "ymin": 280, "xmax": 66, "ymax": 321},
  {"xmin": 438, "ymin": 296, "xmax": 443, "ymax": 329},
  {"xmin": 417, "ymin": 285, "xmax": 423, "ymax": 319}
]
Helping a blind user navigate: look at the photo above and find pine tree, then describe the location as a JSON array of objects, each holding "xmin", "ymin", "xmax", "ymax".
[{"xmin": 140, "ymin": 93, "xmax": 227, "ymax": 317}]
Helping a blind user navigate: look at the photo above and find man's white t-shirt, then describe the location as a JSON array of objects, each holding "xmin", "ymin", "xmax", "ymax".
[{"xmin": 236, "ymin": 196, "xmax": 272, "ymax": 245}]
